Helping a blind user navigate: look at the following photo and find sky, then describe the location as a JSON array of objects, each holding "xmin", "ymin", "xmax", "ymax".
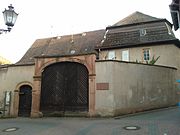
[{"xmin": 0, "ymin": 0, "xmax": 175, "ymax": 63}]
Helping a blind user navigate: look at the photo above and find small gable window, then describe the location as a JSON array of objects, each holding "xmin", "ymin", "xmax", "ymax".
[
  {"xmin": 143, "ymin": 49, "xmax": 150, "ymax": 61},
  {"xmin": 140, "ymin": 29, "xmax": 146, "ymax": 36}
]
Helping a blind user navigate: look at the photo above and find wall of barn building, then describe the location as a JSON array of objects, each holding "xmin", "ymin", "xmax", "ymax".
[
  {"xmin": 0, "ymin": 65, "xmax": 34, "ymax": 117},
  {"xmin": 99, "ymin": 44, "xmax": 180, "ymax": 79},
  {"xmin": 95, "ymin": 60, "xmax": 178, "ymax": 116}
]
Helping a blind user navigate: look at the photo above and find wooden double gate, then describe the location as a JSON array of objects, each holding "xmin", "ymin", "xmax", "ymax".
[{"xmin": 40, "ymin": 62, "xmax": 89, "ymax": 116}]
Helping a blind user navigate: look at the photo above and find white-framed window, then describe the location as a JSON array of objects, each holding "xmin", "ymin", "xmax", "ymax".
[
  {"xmin": 122, "ymin": 50, "xmax": 129, "ymax": 61},
  {"xmin": 108, "ymin": 51, "xmax": 115, "ymax": 60},
  {"xmin": 143, "ymin": 48, "xmax": 150, "ymax": 61}
]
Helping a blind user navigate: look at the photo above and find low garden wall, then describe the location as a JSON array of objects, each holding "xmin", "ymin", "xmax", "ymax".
[{"xmin": 95, "ymin": 60, "xmax": 178, "ymax": 116}]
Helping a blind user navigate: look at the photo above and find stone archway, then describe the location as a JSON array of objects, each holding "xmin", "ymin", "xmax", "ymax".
[
  {"xmin": 18, "ymin": 85, "xmax": 32, "ymax": 117},
  {"xmin": 31, "ymin": 55, "xmax": 96, "ymax": 117},
  {"xmin": 13, "ymin": 82, "xmax": 33, "ymax": 117}
]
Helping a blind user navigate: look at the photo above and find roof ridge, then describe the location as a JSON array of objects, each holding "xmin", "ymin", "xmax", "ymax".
[
  {"xmin": 113, "ymin": 11, "xmax": 162, "ymax": 27},
  {"xmin": 35, "ymin": 29, "xmax": 105, "ymax": 41}
]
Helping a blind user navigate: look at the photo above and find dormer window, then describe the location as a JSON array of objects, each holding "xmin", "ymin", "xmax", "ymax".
[{"xmin": 140, "ymin": 29, "xmax": 146, "ymax": 36}]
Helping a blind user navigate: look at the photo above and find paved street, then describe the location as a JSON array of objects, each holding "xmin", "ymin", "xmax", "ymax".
[{"xmin": 0, "ymin": 107, "xmax": 180, "ymax": 135}]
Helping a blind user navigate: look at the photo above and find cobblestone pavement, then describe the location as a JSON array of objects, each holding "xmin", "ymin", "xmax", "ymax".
[{"xmin": 0, "ymin": 107, "xmax": 180, "ymax": 135}]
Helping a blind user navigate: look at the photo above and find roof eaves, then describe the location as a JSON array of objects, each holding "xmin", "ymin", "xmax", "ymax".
[
  {"xmin": 95, "ymin": 39, "xmax": 179, "ymax": 50},
  {"xmin": 34, "ymin": 52, "xmax": 97, "ymax": 59},
  {"xmin": 14, "ymin": 63, "xmax": 35, "ymax": 66}
]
